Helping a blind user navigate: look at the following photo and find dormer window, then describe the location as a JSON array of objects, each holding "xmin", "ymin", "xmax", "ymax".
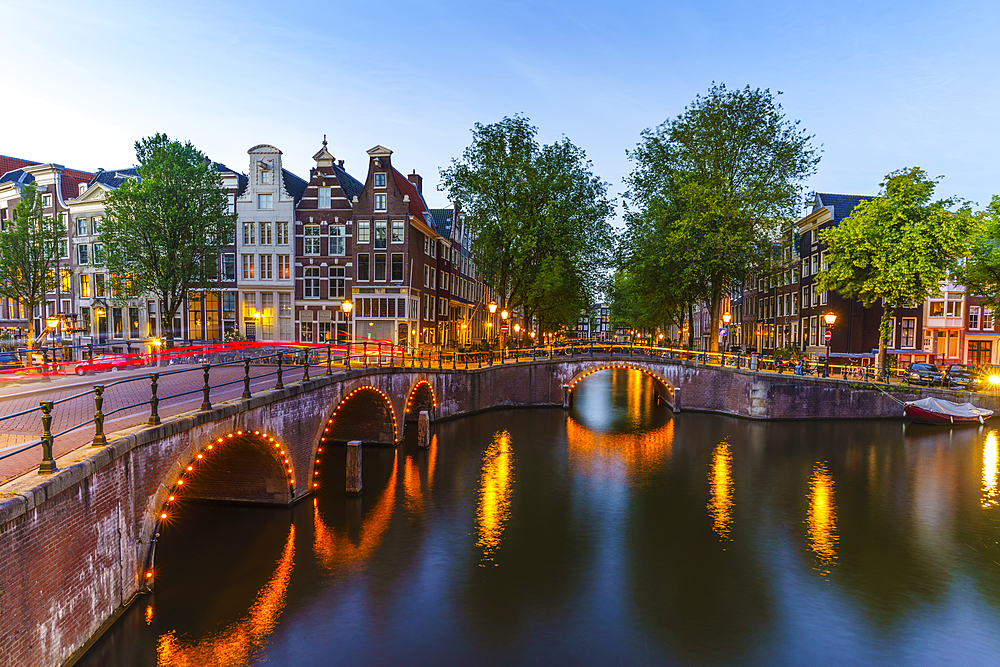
[
  {"xmin": 374, "ymin": 193, "xmax": 387, "ymax": 212},
  {"xmin": 374, "ymin": 172, "xmax": 386, "ymax": 188},
  {"xmin": 260, "ymin": 161, "xmax": 272, "ymax": 184}
]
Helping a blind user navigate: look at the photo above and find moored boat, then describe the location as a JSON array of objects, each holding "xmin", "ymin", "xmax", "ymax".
[{"xmin": 903, "ymin": 397, "xmax": 993, "ymax": 425}]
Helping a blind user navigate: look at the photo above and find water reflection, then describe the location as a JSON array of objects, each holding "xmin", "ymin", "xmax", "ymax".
[
  {"xmin": 155, "ymin": 523, "xmax": 295, "ymax": 666},
  {"xmin": 477, "ymin": 430, "xmax": 514, "ymax": 564},
  {"xmin": 983, "ymin": 431, "xmax": 998, "ymax": 509},
  {"xmin": 565, "ymin": 416, "xmax": 673, "ymax": 481},
  {"xmin": 708, "ymin": 440, "xmax": 734, "ymax": 542},
  {"xmin": 806, "ymin": 462, "xmax": 838, "ymax": 575},
  {"xmin": 313, "ymin": 450, "xmax": 398, "ymax": 570},
  {"xmin": 404, "ymin": 434, "xmax": 437, "ymax": 515}
]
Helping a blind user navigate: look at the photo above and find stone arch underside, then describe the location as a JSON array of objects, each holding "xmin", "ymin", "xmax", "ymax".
[
  {"xmin": 566, "ymin": 362, "xmax": 676, "ymax": 409},
  {"xmin": 325, "ymin": 385, "xmax": 399, "ymax": 445}
]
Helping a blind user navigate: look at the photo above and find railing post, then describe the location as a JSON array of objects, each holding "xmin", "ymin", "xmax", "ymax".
[
  {"xmin": 276, "ymin": 353, "xmax": 284, "ymax": 389},
  {"xmin": 149, "ymin": 373, "xmax": 162, "ymax": 425},
  {"xmin": 92, "ymin": 385, "xmax": 108, "ymax": 446},
  {"xmin": 345, "ymin": 347, "xmax": 351, "ymax": 370},
  {"xmin": 38, "ymin": 401, "xmax": 56, "ymax": 473},
  {"xmin": 200, "ymin": 364, "xmax": 212, "ymax": 410},
  {"xmin": 377, "ymin": 343, "xmax": 382, "ymax": 367},
  {"xmin": 327, "ymin": 343, "xmax": 333, "ymax": 375},
  {"xmin": 465, "ymin": 351, "xmax": 469, "ymax": 370},
  {"xmin": 303, "ymin": 349, "xmax": 311, "ymax": 381},
  {"xmin": 439, "ymin": 349, "xmax": 443, "ymax": 370},
  {"xmin": 364, "ymin": 342, "xmax": 368, "ymax": 368},
  {"xmin": 87, "ymin": 343, "xmax": 94, "ymax": 361},
  {"xmin": 590, "ymin": 340, "xmax": 594, "ymax": 357}
]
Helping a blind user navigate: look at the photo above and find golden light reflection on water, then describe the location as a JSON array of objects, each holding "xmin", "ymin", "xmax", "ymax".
[
  {"xmin": 565, "ymin": 416, "xmax": 673, "ymax": 481},
  {"xmin": 477, "ymin": 430, "xmax": 514, "ymax": 564},
  {"xmin": 708, "ymin": 441, "xmax": 734, "ymax": 542},
  {"xmin": 313, "ymin": 450, "xmax": 398, "ymax": 570},
  {"xmin": 156, "ymin": 523, "xmax": 295, "ymax": 667},
  {"xmin": 403, "ymin": 434, "xmax": 438, "ymax": 515},
  {"xmin": 806, "ymin": 463, "xmax": 838, "ymax": 575},
  {"xmin": 983, "ymin": 431, "xmax": 999, "ymax": 509}
]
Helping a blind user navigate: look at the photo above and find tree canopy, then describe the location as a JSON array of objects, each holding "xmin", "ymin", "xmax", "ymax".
[
  {"xmin": 440, "ymin": 115, "xmax": 614, "ymax": 334},
  {"xmin": 815, "ymin": 167, "xmax": 979, "ymax": 374},
  {"xmin": 621, "ymin": 83, "xmax": 820, "ymax": 350},
  {"xmin": 0, "ymin": 181, "xmax": 65, "ymax": 358},
  {"xmin": 957, "ymin": 195, "xmax": 1000, "ymax": 310},
  {"xmin": 101, "ymin": 133, "xmax": 235, "ymax": 346}
]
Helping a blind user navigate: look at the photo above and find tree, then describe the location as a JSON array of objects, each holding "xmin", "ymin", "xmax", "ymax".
[
  {"xmin": 957, "ymin": 195, "xmax": 1000, "ymax": 310},
  {"xmin": 440, "ymin": 115, "xmax": 614, "ymax": 333},
  {"xmin": 624, "ymin": 83, "xmax": 820, "ymax": 351},
  {"xmin": 101, "ymin": 134, "xmax": 235, "ymax": 347},
  {"xmin": 0, "ymin": 182, "xmax": 65, "ymax": 364},
  {"xmin": 816, "ymin": 167, "xmax": 979, "ymax": 378}
]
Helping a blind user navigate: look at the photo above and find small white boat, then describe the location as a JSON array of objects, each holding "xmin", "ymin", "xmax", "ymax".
[{"xmin": 903, "ymin": 397, "xmax": 993, "ymax": 425}]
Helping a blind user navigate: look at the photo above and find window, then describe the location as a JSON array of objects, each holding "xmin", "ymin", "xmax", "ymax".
[
  {"xmin": 820, "ymin": 250, "xmax": 828, "ymax": 271},
  {"xmin": 76, "ymin": 218, "xmax": 88, "ymax": 236},
  {"xmin": 242, "ymin": 254, "xmax": 255, "ymax": 279},
  {"xmin": 277, "ymin": 254, "xmax": 290, "ymax": 279},
  {"xmin": 391, "ymin": 253, "xmax": 404, "ymax": 282},
  {"xmin": 77, "ymin": 244, "xmax": 89, "ymax": 265},
  {"xmin": 969, "ymin": 340, "xmax": 993, "ymax": 365},
  {"xmin": 95, "ymin": 273, "xmax": 106, "ymax": 297},
  {"xmin": 93, "ymin": 243, "xmax": 103, "ymax": 264},
  {"xmin": 260, "ymin": 292, "xmax": 274, "ymax": 340},
  {"xmin": 243, "ymin": 222, "xmax": 255, "ymax": 245},
  {"xmin": 901, "ymin": 318, "xmax": 916, "ymax": 348},
  {"xmin": 276, "ymin": 221, "xmax": 289, "ymax": 245},
  {"xmin": 970, "ymin": 306, "xmax": 981, "ymax": 329},
  {"xmin": 374, "ymin": 254, "xmax": 386, "ymax": 281},
  {"xmin": 79, "ymin": 274, "xmax": 91, "ymax": 298},
  {"xmin": 223, "ymin": 292, "xmax": 236, "ymax": 320},
  {"xmin": 330, "ymin": 267, "xmax": 345, "ymax": 298},
  {"xmin": 60, "ymin": 268, "xmax": 71, "ymax": 292},
  {"xmin": 258, "ymin": 194, "xmax": 273, "ymax": 209},
  {"xmin": 440, "ymin": 297, "xmax": 447, "ymax": 315},
  {"xmin": 820, "ymin": 290, "xmax": 828, "ymax": 305},
  {"xmin": 374, "ymin": 221, "xmax": 387, "ymax": 249},
  {"xmin": 227, "ymin": 193, "xmax": 235, "ymax": 215},
  {"xmin": 801, "ymin": 285, "xmax": 809, "ymax": 308},
  {"xmin": 392, "ymin": 220, "xmax": 404, "ymax": 243},
  {"xmin": 260, "ymin": 222, "xmax": 272, "ymax": 245},
  {"xmin": 243, "ymin": 292, "xmax": 257, "ymax": 320},
  {"xmin": 792, "ymin": 293, "xmax": 798, "ymax": 315},
  {"xmin": 984, "ymin": 307, "xmax": 995, "ymax": 331},
  {"xmin": 261, "ymin": 168, "xmax": 272, "ymax": 184},
  {"xmin": 946, "ymin": 298, "xmax": 963, "ymax": 318},
  {"xmin": 810, "ymin": 316, "xmax": 818, "ymax": 346},
  {"xmin": 330, "ymin": 225, "xmax": 345, "ymax": 255},
  {"xmin": 58, "ymin": 239, "xmax": 68, "ymax": 259},
  {"xmin": 301, "ymin": 321, "xmax": 314, "ymax": 342},
  {"xmin": 430, "ymin": 267, "xmax": 436, "ymax": 289},
  {"xmin": 357, "ymin": 220, "xmax": 370, "ymax": 244},
  {"xmin": 357, "ymin": 254, "xmax": 370, "ymax": 281},
  {"xmin": 811, "ymin": 254, "xmax": 819, "ymax": 275},
  {"xmin": 92, "ymin": 216, "xmax": 102, "ymax": 232},
  {"xmin": 930, "ymin": 300, "xmax": 944, "ymax": 317},
  {"xmin": 260, "ymin": 254, "xmax": 273, "ymax": 280},
  {"xmin": 374, "ymin": 172, "xmax": 386, "ymax": 188},
  {"xmin": 319, "ymin": 187, "xmax": 332, "ymax": 208},
  {"xmin": 801, "ymin": 258, "xmax": 809, "ymax": 278},
  {"xmin": 423, "ymin": 265, "xmax": 430, "ymax": 287},
  {"xmin": 222, "ymin": 253, "xmax": 236, "ymax": 281},
  {"xmin": 304, "ymin": 224, "xmax": 321, "ymax": 255},
  {"xmin": 42, "ymin": 194, "xmax": 52, "ymax": 208},
  {"xmin": 304, "ymin": 267, "xmax": 320, "ymax": 299},
  {"xmin": 279, "ymin": 293, "xmax": 292, "ymax": 341},
  {"xmin": 810, "ymin": 229, "xmax": 818, "ymax": 244},
  {"xmin": 374, "ymin": 193, "xmax": 387, "ymax": 212}
]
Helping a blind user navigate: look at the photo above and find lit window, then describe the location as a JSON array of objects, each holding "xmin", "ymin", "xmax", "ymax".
[
  {"xmin": 242, "ymin": 254, "xmax": 255, "ymax": 279},
  {"xmin": 260, "ymin": 254, "xmax": 272, "ymax": 280},
  {"xmin": 277, "ymin": 255, "xmax": 290, "ymax": 280}
]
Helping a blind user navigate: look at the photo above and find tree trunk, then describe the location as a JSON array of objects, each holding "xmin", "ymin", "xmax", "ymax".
[
  {"xmin": 687, "ymin": 302, "xmax": 695, "ymax": 349},
  {"xmin": 878, "ymin": 303, "xmax": 893, "ymax": 382},
  {"xmin": 25, "ymin": 308, "xmax": 34, "ymax": 368}
]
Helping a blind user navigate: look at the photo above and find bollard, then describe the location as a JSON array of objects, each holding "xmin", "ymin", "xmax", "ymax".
[
  {"xmin": 673, "ymin": 387, "xmax": 682, "ymax": 412},
  {"xmin": 346, "ymin": 440, "xmax": 362, "ymax": 495},
  {"xmin": 364, "ymin": 342, "xmax": 368, "ymax": 368},
  {"xmin": 378, "ymin": 344, "xmax": 382, "ymax": 368},
  {"xmin": 200, "ymin": 364, "xmax": 212, "ymax": 410},
  {"xmin": 242, "ymin": 360, "xmax": 252, "ymax": 399},
  {"xmin": 148, "ymin": 373, "xmax": 162, "ymax": 425},
  {"xmin": 562, "ymin": 384, "xmax": 569, "ymax": 409},
  {"xmin": 439, "ymin": 350, "xmax": 443, "ymax": 370},
  {"xmin": 275, "ymin": 353, "xmax": 284, "ymax": 389},
  {"xmin": 418, "ymin": 411, "xmax": 430, "ymax": 448},
  {"xmin": 93, "ymin": 385, "xmax": 108, "ymax": 446},
  {"xmin": 327, "ymin": 343, "xmax": 333, "ymax": 375},
  {"xmin": 38, "ymin": 401, "xmax": 57, "ymax": 473}
]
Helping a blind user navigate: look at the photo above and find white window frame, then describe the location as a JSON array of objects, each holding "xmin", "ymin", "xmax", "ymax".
[
  {"xmin": 329, "ymin": 225, "xmax": 345, "ymax": 256},
  {"xmin": 374, "ymin": 193, "xmax": 387, "ymax": 212},
  {"xmin": 258, "ymin": 193, "xmax": 273, "ymax": 210},
  {"xmin": 374, "ymin": 172, "xmax": 387, "ymax": 188},
  {"xmin": 304, "ymin": 224, "xmax": 321, "ymax": 256},
  {"xmin": 276, "ymin": 221, "xmax": 289, "ymax": 245},
  {"xmin": 357, "ymin": 220, "xmax": 370, "ymax": 244},
  {"xmin": 318, "ymin": 187, "xmax": 332, "ymax": 209},
  {"xmin": 391, "ymin": 220, "xmax": 404, "ymax": 244}
]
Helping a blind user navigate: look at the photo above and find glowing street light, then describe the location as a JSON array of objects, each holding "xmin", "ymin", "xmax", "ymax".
[
  {"xmin": 823, "ymin": 312, "xmax": 837, "ymax": 377},
  {"xmin": 341, "ymin": 300, "xmax": 354, "ymax": 357}
]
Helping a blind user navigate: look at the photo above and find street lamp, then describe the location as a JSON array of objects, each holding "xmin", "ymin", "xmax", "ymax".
[
  {"xmin": 341, "ymin": 300, "xmax": 353, "ymax": 359},
  {"xmin": 823, "ymin": 311, "xmax": 837, "ymax": 378},
  {"xmin": 722, "ymin": 312, "xmax": 731, "ymax": 365}
]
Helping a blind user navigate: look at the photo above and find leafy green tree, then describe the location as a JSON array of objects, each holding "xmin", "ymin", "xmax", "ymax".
[
  {"xmin": 816, "ymin": 167, "xmax": 979, "ymax": 377},
  {"xmin": 957, "ymin": 195, "xmax": 1000, "ymax": 310},
  {"xmin": 440, "ymin": 115, "xmax": 614, "ymax": 333},
  {"xmin": 0, "ymin": 182, "xmax": 65, "ymax": 363},
  {"xmin": 101, "ymin": 133, "xmax": 235, "ymax": 347},
  {"xmin": 624, "ymin": 83, "xmax": 820, "ymax": 351}
]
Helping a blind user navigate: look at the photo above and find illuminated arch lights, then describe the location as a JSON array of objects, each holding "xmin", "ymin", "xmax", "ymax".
[
  {"xmin": 315, "ymin": 386, "xmax": 400, "ymax": 491},
  {"xmin": 404, "ymin": 380, "xmax": 438, "ymax": 416},
  {"xmin": 567, "ymin": 363, "xmax": 675, "ymax": 398}
]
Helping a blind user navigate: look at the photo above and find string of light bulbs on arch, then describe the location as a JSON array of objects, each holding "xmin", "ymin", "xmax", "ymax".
[
  {"xmin": 567, "ymin": 363, "xmax": 674, "ymax": 394},
  {"xmin": 146, "ymin": 429, "xmax": 295, "ymax": 584},
  {"xmin": 404, "ymin": 380, "xmax": 438, "ymax": 415},
  {"xmin": 315, "ymin": 386, "xmax": 401, "ymax": 489}
]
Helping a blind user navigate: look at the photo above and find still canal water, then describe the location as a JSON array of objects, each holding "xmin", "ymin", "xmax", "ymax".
[{"xmin": 81, "ymin": 369, "xmax": 1000, "ymax": 666}]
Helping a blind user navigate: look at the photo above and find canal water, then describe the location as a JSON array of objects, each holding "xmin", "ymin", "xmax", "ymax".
[{"xmin": 80, "ymin": 368, "xmax": 1000, "ymax": 666}]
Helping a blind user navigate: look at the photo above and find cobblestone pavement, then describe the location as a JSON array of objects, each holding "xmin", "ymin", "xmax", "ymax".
[{"xmin": 0, "ymin": 362, "xmax": 310, "ymax": 485}]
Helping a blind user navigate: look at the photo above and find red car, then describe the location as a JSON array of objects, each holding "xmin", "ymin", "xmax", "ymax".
[{"xmin": 75, "ymin": 354, "xmax": 144, "ymax": 375}]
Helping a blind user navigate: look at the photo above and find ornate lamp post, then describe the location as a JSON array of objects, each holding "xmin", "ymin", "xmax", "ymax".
[
  {"xmin": 341, "ymin": 300, "xmax": 353, "ymax": 362},
  {"xmin": 488, "ymin": 301, "xmax": 497, "ymax": 350},
  {"xmin": 823, "ymin": 311, "xmax": 837, "ymax": 378},
  {"xmin": 722, "ymin": 311, "xmax": 731, "ymax": 365},
  {"xmin": 500, "ymin": 309, "xmax": 509, "ymax": 354}
]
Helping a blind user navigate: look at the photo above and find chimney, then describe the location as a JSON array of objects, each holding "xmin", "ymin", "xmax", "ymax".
[
  {"xmin": 407, "ymin": 170, "xmax": 422, "ymax": 195},
  {"xmin": 338, "ymin": 159, "xmax": 344, "ymax": 168}
]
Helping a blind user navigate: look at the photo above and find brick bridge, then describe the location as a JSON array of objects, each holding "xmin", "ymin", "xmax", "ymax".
[{"xmin": 0, "ymin": 355, "xmax": 984, "ymax": 666}]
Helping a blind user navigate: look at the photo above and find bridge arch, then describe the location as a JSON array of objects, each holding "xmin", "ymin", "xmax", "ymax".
[
  {"xmin": 404, "ymin": 379, "xmax": 437, "ymax": 421},
  {"xmin": 322, "ymin": 385, "xmax": 399, "ymax": 446},
  {"xmin": 566, "ymin": 362, "xmax": 675, "ymax": 408}
]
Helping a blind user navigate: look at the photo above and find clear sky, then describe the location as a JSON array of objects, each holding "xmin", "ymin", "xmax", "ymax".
[{"xmin": 2, "ymin": 0, "xmax": 998, "ymax": 219}]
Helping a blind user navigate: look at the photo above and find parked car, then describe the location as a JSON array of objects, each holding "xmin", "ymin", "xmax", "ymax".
[
  {"xmin": 907, "ymin": 362, "xmax": 944, "ymax": 386},
  {"xmin": 0, "ymin": 352, "xmax": 20, "ymax": 367},
  {"xmin": 75, "ymin": 354, "xmax": 144, "ymax": 375},
  {"xmin": 944, "ymin": 364, "xmax": 986, "ymax": 390}
]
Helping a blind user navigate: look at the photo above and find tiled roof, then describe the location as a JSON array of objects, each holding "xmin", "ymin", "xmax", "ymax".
[
  {"xmin": 429, "ymin": 208, "xmax": 454, "ymax": 238},
  {"xmin": 815, "ymin": 193, "xmax": 874, "ymax": 221},
  {"xmin": 0, "ymin": 155, "xmax": 39, "ymax": 177},
  {"xmin": 333, "ymin": 163, "xmax": 363, "ymax": 201},
  {"xmin": 0, "ymin": 169, "xmax": 32, "ymax": 188},
  {"xmin": 282, "ymin": 169, "xmax": 307, "ymax": 205},
  {"xmin": 213, "ymin": 162, "xmax": 248, "ymax": 196},
  {"xmin": 90, "ymin": 168, "xmax": 140, "ymax": 188},
  {"xmin": 391, "ymin": 168, "xmax": 431, "ymax": 219}
]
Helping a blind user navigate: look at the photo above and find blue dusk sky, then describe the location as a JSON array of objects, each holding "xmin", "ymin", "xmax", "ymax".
[{"xmin": 2, "ymin": 0, "xmax": 997, "ymax": 219}]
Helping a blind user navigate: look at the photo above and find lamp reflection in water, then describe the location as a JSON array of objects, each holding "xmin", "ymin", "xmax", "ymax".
[
  {"xmin": 477, "ymin": 430, "xmax": 514, "ymax": 565},
  {"xmin": 405, "ymin": 434, "xmax": 438, "ymax": 514},
  {"xmin": 565, "ymin": 416, "xmax": 673, "ymax": 482},
  {"xmin": 806, "ymin": 462, "xmax": 838, "ymax": 576},
  {"xmin": 983, "ymin": 431, "xmax": 999, "ymax": 509},
  {"xmin": 156, "ymin": 524, "xmax": 295, "ymax": 666},
  {"xmin": 708, "ymin": 440, "xmax": 734, "ymax": 543},
  {"xmin": 314, "ymin": 450, "xmax": 399, "ymax": 570}
]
